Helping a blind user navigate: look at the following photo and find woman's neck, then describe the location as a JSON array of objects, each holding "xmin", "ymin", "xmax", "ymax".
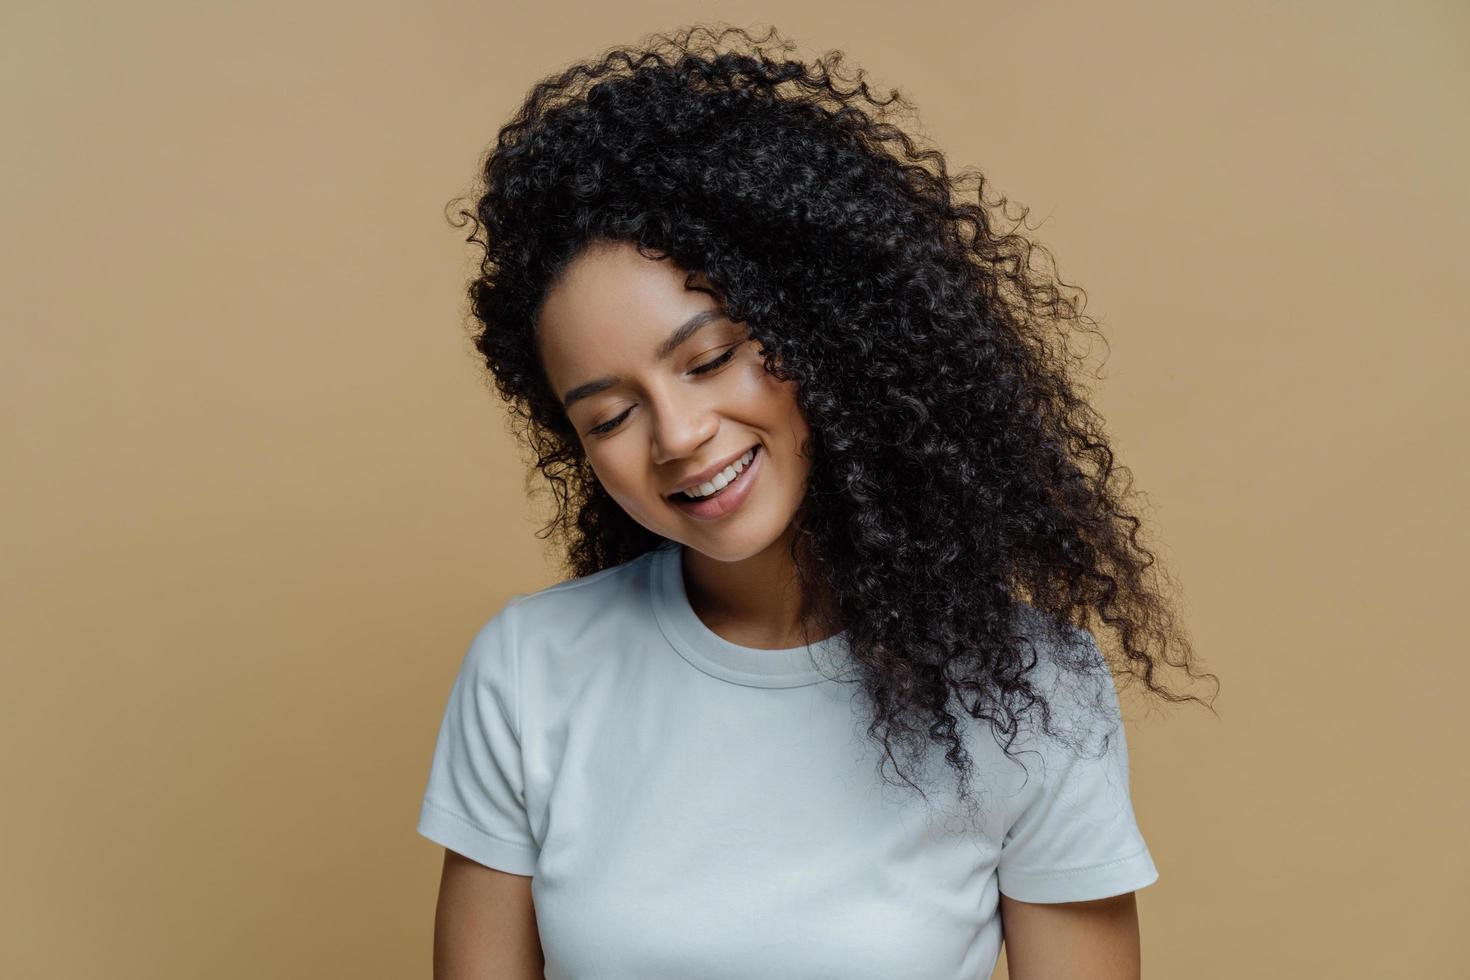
[{"xmin": 679, "ymin": 528, "xmax": 839, "ymax": 649}]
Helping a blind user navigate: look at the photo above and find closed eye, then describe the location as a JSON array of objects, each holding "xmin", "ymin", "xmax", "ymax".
[
  {"xmin": 587, "ymin": 343, "xmax": 743, "ymax": 437},
  {"xmin": 689, "ymin": 344, "xmax": 740, "ymax": 375},
  {"xmin": 588, "ymin": 407, "xmax": 632, "ymax": 436}
]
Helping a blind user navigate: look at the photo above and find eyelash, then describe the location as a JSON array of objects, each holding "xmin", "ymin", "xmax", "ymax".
[{"xmin": 588, "ymin": 345, "xmax": 740, "ymax": 436}]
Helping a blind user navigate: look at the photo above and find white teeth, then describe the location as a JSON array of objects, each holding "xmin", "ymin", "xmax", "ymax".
[{"xmin": 680, "ymin": 447, "xmax": 756, "ymax": 499}]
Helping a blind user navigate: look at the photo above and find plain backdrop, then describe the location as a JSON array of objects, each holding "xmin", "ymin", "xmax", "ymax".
[{"xmin": 2, "ymin": 2, "xmax": 1466, "ymax": 977}]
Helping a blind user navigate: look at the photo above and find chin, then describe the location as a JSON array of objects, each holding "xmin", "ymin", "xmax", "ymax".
[
  {"xmin": 625, "ymin": 472, "xmax": 805, "ymax": 563},
  {"xmin": 677, "ymin": 513, "xmax": 802, "ymax": 565}
]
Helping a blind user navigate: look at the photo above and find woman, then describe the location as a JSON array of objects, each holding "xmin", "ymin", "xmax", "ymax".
[{"xmin": 417, "ymin": 24, "xmax": 1214, "ymax": 980}]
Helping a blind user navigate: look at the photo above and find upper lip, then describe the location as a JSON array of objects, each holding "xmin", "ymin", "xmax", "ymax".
[{"xmin": 668, "ymin": 444, "xmax": 758, "ymax": 496}]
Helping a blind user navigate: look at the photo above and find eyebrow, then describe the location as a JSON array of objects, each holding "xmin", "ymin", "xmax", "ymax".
[{"xmin": 558, "ymin": 308, "xmax": 728, "ymax": 409}]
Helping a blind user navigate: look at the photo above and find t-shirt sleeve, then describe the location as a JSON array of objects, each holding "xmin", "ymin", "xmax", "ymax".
[
  {"xmin": 416, "ymin": 597, "xmax": 540, "ymax": 876},
  {"xmin": 996, "ymin": 626, "xmax": 1159, "ymax": 903}
]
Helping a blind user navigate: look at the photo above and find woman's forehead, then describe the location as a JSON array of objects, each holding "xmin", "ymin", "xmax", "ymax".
[
  {"xmin": 536, "ymin": 243, "xmax": 726, "ymax": 384},
  {"xmin": 543, "ymin": 246, "xmax": 720, "ymax": 346}
]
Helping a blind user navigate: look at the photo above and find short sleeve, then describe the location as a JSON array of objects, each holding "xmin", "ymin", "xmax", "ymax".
[
  {"xmin": 416, "ymin": 597, "xmax": 540, "ymax": 876},
  {"xmin": 996, "ymin": 626, "xmax": 1158, "ymax": 903}
]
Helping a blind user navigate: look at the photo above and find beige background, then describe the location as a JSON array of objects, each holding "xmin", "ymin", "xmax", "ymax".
[{"xmin": 3, "ymin": 1, "xmax": 1465, "ymax": 977}]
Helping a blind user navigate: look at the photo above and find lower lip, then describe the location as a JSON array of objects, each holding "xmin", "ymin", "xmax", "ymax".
[{"xmin": 669, "ymin": 445, "xmax": 763, "ymax": 521}]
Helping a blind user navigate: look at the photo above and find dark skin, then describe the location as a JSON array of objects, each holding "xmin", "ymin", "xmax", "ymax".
[
  {"xmin": 535, "ymin": 240, "xmax": 826, "ymax": 647},
  {"xmin": 432, "ymin": 850, "xmax": 542, "ymax": 979},
  {"xmin": 999, "ymin": 892, "xmax": 1143, "ymax": 979}
]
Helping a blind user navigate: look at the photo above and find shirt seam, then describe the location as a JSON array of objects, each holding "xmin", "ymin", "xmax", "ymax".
[
  {"xmin": 421, "ymin": 798, "xmax": 538, "ymax": 854},
  {"xmin": 1003, "ymin": 846, "xmax": 1152, "ymax": 881},
  {"xmin": 504, "ymin": 594, "xmax": 526, "ymax": 745}
]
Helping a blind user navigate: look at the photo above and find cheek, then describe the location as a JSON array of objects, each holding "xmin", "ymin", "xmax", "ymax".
[
  {"xmin": 765, "ymin": 376, "xmax": 810, "ymax": 446},
  {"xmin": 738, "ymin": 359, "xmax": 802, "ymax": 416},
  {"xmin": 587, "ymin": 447, "xmax": 663, "ymax": 516}
]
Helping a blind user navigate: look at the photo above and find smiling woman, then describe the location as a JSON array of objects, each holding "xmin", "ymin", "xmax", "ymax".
[
  {"xmin": 415, "ymin": 22, "xmax": 1216, "ymax": 980},
  {"xmin": 534, "ymin": 240, "xmax": 817, "ymax": 577}
]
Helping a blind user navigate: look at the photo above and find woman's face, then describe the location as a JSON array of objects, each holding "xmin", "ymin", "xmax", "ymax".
[{"xmin": 535, "ymin": 240, "xmax": 812, "ymax": 564}]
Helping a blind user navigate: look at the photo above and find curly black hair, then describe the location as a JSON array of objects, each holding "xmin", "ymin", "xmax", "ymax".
[{"xmin": 448, "ymin": 23, "xmax": 1218, "ymax": 817}]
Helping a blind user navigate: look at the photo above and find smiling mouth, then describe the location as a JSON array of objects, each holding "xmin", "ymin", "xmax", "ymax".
[{"xmin": 667, "ymin": 444, "xmax": 760, "ymax": 502}]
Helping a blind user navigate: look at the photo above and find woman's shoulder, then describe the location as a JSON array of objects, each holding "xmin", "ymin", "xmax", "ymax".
[
  {"xmin": 988, "ymin": 601, "xmax": 1121, "ymax": 747},
  {"xmin": 510, "ymin": 546, "xmax": 662, "ymax": 612},
  {"xmin": 488, "ymin": 546, "xmax": 666, "ymax": 652}
]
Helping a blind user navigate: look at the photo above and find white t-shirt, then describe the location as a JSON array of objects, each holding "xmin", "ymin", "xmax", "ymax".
[{"xmin": 417, "ymin": 540, "xmax": 1158, "ymax": 979}]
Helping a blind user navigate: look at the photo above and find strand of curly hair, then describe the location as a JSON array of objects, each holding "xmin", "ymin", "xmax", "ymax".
[{"xmin": 447, "ymin": 22, "xmax": 1218, "ymax": 820}]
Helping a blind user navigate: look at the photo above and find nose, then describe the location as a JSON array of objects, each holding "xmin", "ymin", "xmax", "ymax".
[{"xmin": 648, "ymin": 387, "xmax": 720, "ymax": 465}]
